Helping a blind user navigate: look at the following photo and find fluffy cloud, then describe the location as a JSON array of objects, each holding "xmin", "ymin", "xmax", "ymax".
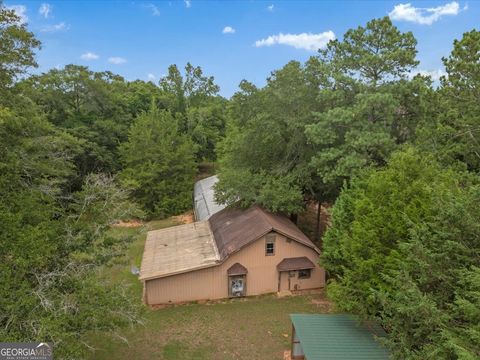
[
  {"xmin": 6, "ymin": 5, "xmax": 28, "ymax": 23},
  {"xmin": 222, "ymin": 26, "xmax": 235, "ymax": 34},
  {"xmin": 144, "ymin": 3, "xmax": 160, "ymax": 16},
  {"xmin": 147, "ymin": 73, "xmax": 156, "ymax": 81},
  {"xmin": 40, "ymin": 22, "xmax": 68, "ymax": 32},
  {"xmin": 255, "ymin": 31, "xmax": 335, "ymax": 51},
  {"xmin": 80, "ymin": 52, "xmax": 99, "ymax": 60},
  {"xmin": 184, "ymin": 0, "xmax": 191, "ymax": 8},
  {"xmin": 108, "ymin": 57, "xmax": 127, "ymax": 65},
  {"xmin": 389, "ymin": 2, "xmax": 462, "ymax": 25},
  {"xmin": 267, "ymin": 4, "xmax": 274, "ymax": 12},
  {"xmin": 39, "ymin": 3, "xmax": 51, "ymax": 18}
]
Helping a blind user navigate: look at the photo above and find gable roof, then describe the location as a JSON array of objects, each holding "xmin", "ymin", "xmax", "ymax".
[
  {"xmin": 208, "ymin": 206, "xmax": 319, "ymax": 260},
  {"xmin": 290, "ymin": 314, "xmax": 390, "ymax": 359}
]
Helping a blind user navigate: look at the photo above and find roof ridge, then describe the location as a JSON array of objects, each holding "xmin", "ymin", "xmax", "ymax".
[
  {"xmin": 205, "ymin": 219, "xmax": 221, "ymax": 261},
  {"xmin": 255, "ymin": 206, "xmax": 275, "ymax": 232}
]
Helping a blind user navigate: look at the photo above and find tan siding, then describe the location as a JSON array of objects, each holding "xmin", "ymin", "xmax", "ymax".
[{"xmin": 144, "ymin": 232, "xmax": 325, "ymax": 305}]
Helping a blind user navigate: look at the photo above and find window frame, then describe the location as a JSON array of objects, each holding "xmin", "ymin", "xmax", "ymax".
[
  {"xmin": 298, "ymin": 269, "xmax": 311, "ymax": 279},
  {"xmin": 265, "ymin": 234, "xmax": 276, "ymax": 256}
]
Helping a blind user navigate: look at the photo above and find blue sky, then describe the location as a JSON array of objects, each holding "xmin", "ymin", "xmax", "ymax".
[{"xmin": 5, "ymin": 1, "xmax": 480, "ymax": 97}]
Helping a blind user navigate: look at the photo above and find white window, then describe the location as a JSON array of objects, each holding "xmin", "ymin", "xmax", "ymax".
[{"xmin": 265, "ymin": 234, "xmax": 275, "ymax": 256}]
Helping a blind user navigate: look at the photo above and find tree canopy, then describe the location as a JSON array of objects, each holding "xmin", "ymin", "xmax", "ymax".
[{"xmin": 120, "ymin": 108, "xmax": 196, "ymax": 217}]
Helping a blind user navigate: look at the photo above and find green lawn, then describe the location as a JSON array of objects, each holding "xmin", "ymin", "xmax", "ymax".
[{"xmin": 88, "ymin": 217, "xmax": 332, "ymax": 360}]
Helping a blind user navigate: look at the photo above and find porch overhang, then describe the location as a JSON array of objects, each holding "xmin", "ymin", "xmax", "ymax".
[{"xmin": 277, "ymin": 257, "xmax": 315, "ymax": 272}]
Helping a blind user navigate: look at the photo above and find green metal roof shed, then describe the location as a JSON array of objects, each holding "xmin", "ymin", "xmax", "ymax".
[{"xmin": 290, "ymin": 314, "xmax": 390, "ymax": 360}]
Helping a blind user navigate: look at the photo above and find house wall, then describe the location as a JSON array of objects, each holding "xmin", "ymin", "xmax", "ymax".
[{"xmin": 143, "ymin": 232, "xmax": 325, "ymax": 305}]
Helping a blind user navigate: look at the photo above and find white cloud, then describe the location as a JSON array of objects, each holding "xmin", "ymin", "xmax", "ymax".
[
  {"xmin": 40, "ymin": 22, "xmax": 68, "ymax": 32},
  {"xmin": 255, "ymin": 31, "xmax": 335, "ymax": 51},
  {"xmin": 147, "ymin": 73, "xmax": 156, "ymax": 81},
  {"xmin": 267, "ymin": 4, "xmax": 274, "ymax": 12},
  {"xmin": 409, "ymin": 69, "xmax": 446, "ymax": 81},
  {"xmin": 6, "ymin": 5, "xmax": 28, "ymax": 23},
  {"xmin": 389, "ymin": 2, "xmax": 462, "ymax": 25},
  {"xmin": 80, "ymin": 52, "xmax": 99, "ymax": 60},
  {"xmin": 184, "ymin": 0, "xmax": 191, "ymax": 8},
  {"xmin": 39, "ymin": 3, "xmax": 51, "ymax": 18},
  {"xmin": 108, "ymin": 57, "xmax": 127, "ymax": 65},
  {"xmin": 222, "ymin": 26, "xmax": 235, "ymax": 34},
  {"xmin": 144, "ymin": 3, "xmax": 160, "ymax": 16}
]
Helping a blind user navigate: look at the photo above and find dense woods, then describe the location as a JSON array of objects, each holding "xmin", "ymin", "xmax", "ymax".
[{"xmin": 1, "ymin": 2, "xmax": 479, "ymax": 359}]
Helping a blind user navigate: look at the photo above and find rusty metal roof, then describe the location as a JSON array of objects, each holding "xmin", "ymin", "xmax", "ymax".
[
  {"xmin": 140, "ymin": 206, "xmax": 318, "ymax": 281},
  {"xmin": 277, "ymin": 257, "xmax": 316, "ymax": 271},
  {"xmin": 208, "ymin": 206, "xmax": 319, "ymax": 260},
  {"xmin": 227, "ymin": 263, "xmax": 248, "ymax": 276}
]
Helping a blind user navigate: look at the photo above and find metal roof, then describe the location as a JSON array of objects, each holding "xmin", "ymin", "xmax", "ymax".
[
  {"xmin": 290, "ymin": 314, "xmax": 390, "ymax": 360},
  {"xmin": 139, "ymin": 206, "xmax": 318, "ymax": 281},
  {"xmin": 139, "ymin": 221, "xmax": 219, "ymax": 280},
  {"xmin": 208, "ymin": 206, "xmax": 319, "ymax": 260},
  {"xmin": 277, "ymin": 257, "xmax": 315, "ymax": 271},
  {"xmin": 193, "ymin": 175, "xmax": 227, "ymax": 221}
]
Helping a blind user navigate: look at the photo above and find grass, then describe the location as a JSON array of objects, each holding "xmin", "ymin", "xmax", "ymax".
[{"xmin": 88, "ymin": 216, "xmax": 332, "ymax": 360}]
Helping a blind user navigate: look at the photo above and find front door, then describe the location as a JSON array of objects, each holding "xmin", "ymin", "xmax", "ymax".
[{"xmin": 279, "ymin": 271, "xmax": 296, "ymax": 291}]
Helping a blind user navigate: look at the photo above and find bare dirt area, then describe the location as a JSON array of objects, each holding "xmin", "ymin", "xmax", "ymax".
[
  {"xmin": 112, "ymin": 219, "xmax": 144, "ymax": 228},
  {"xmin": 173, "ymin": 211, "xmax": 194, "ymax": 224}
]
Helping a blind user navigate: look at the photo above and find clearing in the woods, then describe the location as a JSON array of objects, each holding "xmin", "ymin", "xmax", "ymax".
[{"xmin": 88, "ymin": 215, "xmax": 332, "ymax": 360}]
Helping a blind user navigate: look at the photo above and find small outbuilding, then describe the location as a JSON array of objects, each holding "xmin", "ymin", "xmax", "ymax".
[{"xmin": 290, "ymin": 314, "xmax": 390, "ymax": 360}]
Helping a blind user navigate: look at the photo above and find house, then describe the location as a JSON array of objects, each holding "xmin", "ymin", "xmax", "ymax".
[
  {"xmin": 139, "ymin": 205, "xmax": 325, "ymax": 305},
  {"xmin": 290, "ymin": 314, "xmax": 390, "ymax": 360}
]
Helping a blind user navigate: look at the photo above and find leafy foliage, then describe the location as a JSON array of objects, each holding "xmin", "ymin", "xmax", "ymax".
[
  {"xmin": 418, "ymin": 30, "xmax": 480, "ymax": 173},
  {"xmin": 322, "ymin": 148, "xmax": 480, "ymax": 359},
  {"xmin": 120, "ymin": 108, "xmax": 196, "ymax": 217},
  {"xmin": 216, "ymin": 60, "xmax": 334, "ymax": 213},
  {"xmin": 0, "ymin": 3, "xmax": 40, "ymax": 100},
  {"xmin": 0, "ymin": 108, "xmax": 143, "ymax": 358},
  {"xmin": 217, "ymin": 17, "xmax": 429, "ymax": 213}
]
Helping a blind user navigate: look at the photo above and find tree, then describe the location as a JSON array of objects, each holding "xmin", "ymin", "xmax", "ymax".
[
  {"xmin": 306, "ymin": 17, "xmax": 428, "ymax": 197},
  {"xmin": 217, "ymin": 18, "xmax": 427, "ymax": 215},
  {"xmin": 186, "ymin": 98, "xmax": 227, "ymax": 161},
  {"xmin": 19, "ymin": 65, "xmax": 161, "ymax": 185},
  {"xmin": 120, "ymin": 108, "xmax": 196, "ymax": 217},
  {"xmin": 418, "ymin": 30, "xmax": 480, "ymax": 173},
  {"xmin": 0, "ymin": 108, "xmax": 143, "ymax": 359},
  {"xmin": 0, "ymin": 2, "xmax": 41, "ymax": 101},
  {"xmin": 159, "ymin": 62, "xmax": 220, "ymax": 116},
  {"xmin": 377, "ymin": 184, "xmax": 480, "ymax": 359},
  {"xmin": 321, "ymin": 17, "xmax": 418, "ymax": 86},
  {"xmin": 216, "ymin": 60, "xmax": 334, "ymax": 214},
  {"xmin": 322, "ymin": 148, "xmax": 480, "ymax": 359}
]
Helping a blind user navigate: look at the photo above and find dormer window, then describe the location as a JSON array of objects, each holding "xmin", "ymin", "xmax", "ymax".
[{"xmin": 265, "ymin": 234, "xmax": 275, "ymax": 256}]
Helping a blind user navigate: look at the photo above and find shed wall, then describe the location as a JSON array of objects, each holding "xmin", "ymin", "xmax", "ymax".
[{"xmin": 144, "ymin": 233, "xmax": 325, "ymax": 304}]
